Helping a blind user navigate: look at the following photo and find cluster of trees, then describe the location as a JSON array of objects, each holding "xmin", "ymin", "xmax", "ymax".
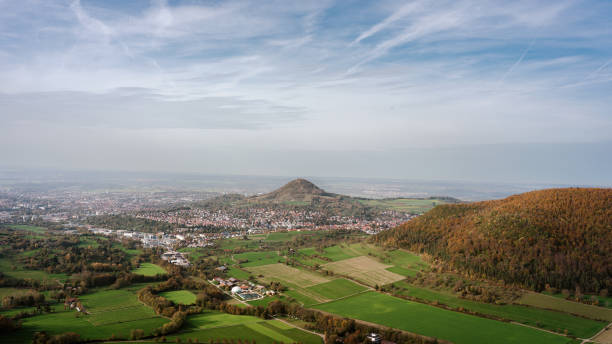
[
  {"xmin": 23, "ymin": 243, "xmax": 130, "ymax": 274},
  {"xmin": 375, "ymin": 188, "xmax": 612, "ymax": 292},
  {"xmin": 0, "ymin": 315, "xmax": 21, "ymax": 332},
  {"xmin": 137, "ymin": 277, "xmax": 208, "ymax": 337},
  {"xmin": 1, "ymin": 291, "xmax": 45, "ymax": 308},
  {"xmin": 0, "ymin": 273, "xmax": 52, "ymax": 290},
  {"xmin": 32, "ymin": 331, "xmax": 81, "ymax": 344},
  {"xmin": 157, "ymin": 311, "xmax": 187, "ymax": 336},
  {"xmin": 138, "ymin": 287, "xmax": 176, "ymax": 317}
]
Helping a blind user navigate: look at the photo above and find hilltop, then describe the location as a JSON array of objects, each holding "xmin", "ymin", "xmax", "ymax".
[
  {"xmin": 195, "ymin": 178, "xmax": 457, "ymax": 217},
  {"xmin": 251, "ymin": 178, "xmax": 336, "ymax": 203},
  {"xmin": 374, "ymin": 188, "xmax": 612, "ymax": 292}
]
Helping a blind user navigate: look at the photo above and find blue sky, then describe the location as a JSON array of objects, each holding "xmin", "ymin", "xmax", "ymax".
[{"xmin": 0, "ymin": 0, "xmax": 611, "ymax": 184}]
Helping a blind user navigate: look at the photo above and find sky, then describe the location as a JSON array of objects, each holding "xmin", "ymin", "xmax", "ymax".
[{"xmin": 0, "ymin": 0, "xmax": 611, "ymax": 185}]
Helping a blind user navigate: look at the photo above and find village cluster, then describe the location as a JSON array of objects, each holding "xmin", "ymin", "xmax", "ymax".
[
  {"xmin": 210, "ymin": 275, "xmax": 275, "ymax": 301},
  {"xmin": 135, "ymin": 207, "xmax": 413, "ymax": 234}
]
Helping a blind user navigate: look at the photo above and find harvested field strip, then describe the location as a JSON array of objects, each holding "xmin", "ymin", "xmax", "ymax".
[
  {"xmin": 520, "ymin": 292, "xmax": 612, "ymax": 322},
  {"xmin": 323, "ymin": 256, "xmax": 405, "ymax": 286},
  {"xmin": 247, "ymin": 263, "xmax": 330, "ymax": 287}
]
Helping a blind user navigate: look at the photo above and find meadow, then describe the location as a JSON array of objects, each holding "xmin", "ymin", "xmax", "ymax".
[
  {"xmin": 166, "ymin": 310, "xmax": 322, "ymax": 344},
  {"xmin": 265, "ymin": 231, "xmax": 309, "ymax": 242},
  {"xmin": 305, "ymin": 278, "xmax": 368, "ymax": 301},
  {"xmin": 226, "ymin": 267, "xmax": 251, "ymax": 280},
  {"xmin": 299, "ymin": 245, "xmax": 359, "ymax": 261},
  {"xmin": 519, "ymin": 292, "xmax": 612, "ymax": 322},
  {"xmin": 234, "ymin": 251, "xmax": 282, "ymax": 267},
  {"xmin": 296, "ymin": 243, "xmax": 429, "ymax": 280},
  {"xmin": 132, "ymin": 263, "xmax": 167, "ymax": 276},
  {"xmin": 394, "ymin": 282, "xmax": 606, "ymax": 338},
  {"xmin": 7, "ymin": 225, "xmax": 48, "ymax": 233},
  {"xmin": 159, "ymin": 290, "xmax": 197, "ymax": 305},
  {"xmin": 0, "ymin": 258, "xmax": 69, "ymax": 282},
  {"xmin": 178, "ymin": 247, "xmax": 207, "ymax": 260},
  {"xmin": 357, "ymin": 198, "xmax": 450, "ymax": 214},
  {"xmin": 314, "ymin": 292, "xmax": 576, "ymax": 344},
  {"xmin": 0, "ymin": 287, "xmax": 168, "ymax": 343}
]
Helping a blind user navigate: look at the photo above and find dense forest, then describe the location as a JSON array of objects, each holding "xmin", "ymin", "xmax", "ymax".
[{"xmin": 374, "ymin": 188, "xmax": 612, "ymax": 292}]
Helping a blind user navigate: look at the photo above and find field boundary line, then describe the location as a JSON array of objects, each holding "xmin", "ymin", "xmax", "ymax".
[
  {"xmin": 510, "ymin": 321, "xmax": 577, "ymax": 339},
  {"xmin": 581, "ymin": 321, "xmax": 612, "ymax": 344},
  {"xmin": 272, "ymin": 316, "xmax": 324, "ymax": 339},
  {"xmin": 307, "ymin": 289, "xmax": 371, "ymax": 307}
]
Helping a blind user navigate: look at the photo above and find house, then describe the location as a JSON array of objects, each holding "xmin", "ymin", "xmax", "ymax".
[
  {"xmin": 64, "ymin": 297, "xmax": 79, "ymax": 310},
  {"xmin": 367, "ymin": 333, "xmax": 382, "ymax": 344},
  {"xmin": 216, "ymin": 266, "xmax": 228, "ymax": 272}
]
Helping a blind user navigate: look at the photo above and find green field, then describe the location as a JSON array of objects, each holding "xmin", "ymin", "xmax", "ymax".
[
  {"xmin": 247, "ymin": 295, "xmax": 287, "ymax": 307},
  {"xmin": 0, "ymin": 288, "xmax": 168, "ymax": 343},
  {"xmin": 160, "ymin": 290, "xmax": 197, "ymax": 305},
  {"xmin": 166, "ymin": 311, "xmax": 322, "ymax": 344},
  {"xmin": 520, "ymin": 292, "xmax": 612, "ymax": 322},
  {"xmin": 227, "ymin": 267, "xmax": 251, "ymax": 280},
  {"xmin": 266, "ymin": 231, "xmax": 305, "ymax": 242},
  {"xmin": 284, "ymin": 290, "xmax": 319, "ymax": 306},
  {"xmin": 132, "ymin": 263, "xmax": 166, "ymax": 276},
  {"xmin": 234, "ymin": 251, "xmax": 282, "ymax": 267},
  {"xmin": 0, "ymin": 258, "xmax": 69, "ymax": 282},
  {"xmin": 394, "ymin": 282, "xmax": 605, "ymax": 338},
  {"xmin": 218, "ymin": 237, "xmax": 263, "ymax": 250},
  {"xmin": 7, "ymin": 225, "xmax": 47, "ymax": 233},
  {"xmin": 386, "ymin": 266, "xmax": 419, "ymax": 276},
  {"xmin": 178, "ymin": 247, "xmax": 207, "ymax": 260},
  {"xmin": 297, "ymin": 243, "xmax": 428, "ymax": 278},
  {"xmin": 314, "ymin": 292, "xmax": 574, "ymax": 344},
  {"xmin": 306, "ymin": 279, "xmax": 368, "ymax": 301},
  {"xmin": 299, "ymin": 245, "xmax": 358, "ymax": 262},
  {"xmin": 357, "ymin": 198, "xmax": 450, "ymax": 214}
]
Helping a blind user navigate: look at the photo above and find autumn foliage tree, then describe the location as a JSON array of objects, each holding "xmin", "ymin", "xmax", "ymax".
[{"xmin": 374, "ymin": 188, "xmax": 612, "ymax": 292}]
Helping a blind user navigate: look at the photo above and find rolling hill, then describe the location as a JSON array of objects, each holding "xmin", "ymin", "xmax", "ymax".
[
  {"xmin": 374, "ymin": 188, "xmax": 612, "ymax": 292},
  {"xmin": 196, "ymin": 178, "xmax": 458, "ymax": 217},
  {"xmin": 250, "ymin": 178, "xmax": 337, "ymax": 203}
]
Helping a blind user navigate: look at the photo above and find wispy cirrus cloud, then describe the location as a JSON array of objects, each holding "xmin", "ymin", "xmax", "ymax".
[{"xmin": 0, "ymin": 0, "xmax": 611, "ymax": 182}]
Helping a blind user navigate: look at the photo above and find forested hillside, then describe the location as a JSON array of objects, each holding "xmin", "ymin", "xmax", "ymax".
[{"xmin": 374, "ymin": 188, "xmax": 612, "ymax": 292}]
